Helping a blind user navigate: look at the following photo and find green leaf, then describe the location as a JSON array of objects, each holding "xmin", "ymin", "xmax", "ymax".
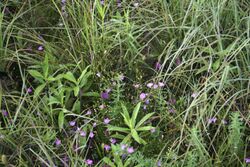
[
  {"xmin": 78, "ymin": 65, "xmax": 90, "ymax": 83},
  {"xmin": 48, "ymin": 96, "xmax": 61, "ymax": 105},
  {"xmin": 136, "ymin": 126, "xmax": 154, "ymax": 131},
  {"xmin": 103, "ymin": 157, "xmax": 116, "ymax": 167},
  {"xmin": 131, "ymin": 129, "xmax": 141, "ymax": 144},
  {"xmin": 43, "ymin": 54, "xmax": 49, "ymax": 78},
  {"xmin": 73, "ymin": 86, "xmax": 79, "ymax": 97},
  {"xmin": 79, "ymin": 71, "xmax": 92, "ymax": 88},
  {"xmin": 212, "ymin": 59, "xmax": 221, "ymax": 71},
  {"xmin": 58, "ymin": 111, "xmax": 64, "ymax": 131},
  {"xmin": 111, "ymin": 133, "xmax": 126, "ymax": 140},
  {"xmin": 64, "ymin": 72, "xmax": 77, "ymax": 84},
  {"xmin": 121, "ymin": 103, "xmax": 131, "ymax": 128},
  {"xmin": 135, "ymin": 112, "xmax": 154, "ymax": 129},
  {"xmin": 28, "ymin": 70, "xmax": 44, "ymax": 79},
  {"xmin": 131, "ymin": 102, "xmax": 141, "ymax": 128},
  {"xmin": 108, "ymin": 126, "xmax": 130, "ymax": 133},
  {"xmin": 34, "ymin": 83, "xmax": 46, "ymax": 97},
  {"xmin": 82, "ymin": 92, "xmax": 99, "ymax": 97}
]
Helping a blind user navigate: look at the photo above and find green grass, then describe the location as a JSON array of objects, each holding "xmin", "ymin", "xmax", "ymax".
[{"xmin": 0, "ymin": 0, "xmax": 249, "ymax": 166}]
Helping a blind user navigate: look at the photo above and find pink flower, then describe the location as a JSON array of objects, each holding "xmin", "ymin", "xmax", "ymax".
[
  {"xmin": 208, "ymin": 117, "xmax": 217, "ymax": 124},
  {"xmin": 104, "ymin": 144, "xmax": 111, "ymax": 151},
  {"xmin": 104, "ymin": 118, "xmax": 111, "ymax": 124},
  {"xmin": 121, "ymin": 144, "xmax": 127, "ymax": 150},
  {"xmin": 1, "ymin": 110, "xmax": 8, "ymax": 117},
  {"xmin": 140, "ymin": 93, "xmax": 147, "ymax": 100},
  {"xmin": 38, "ymin": 45, "xmax": 44, "ymax": 51},
  {"xmin": 147, "ymin": 83, "xmax": 154, "ymax": 88},
  {"xmin": 85, "ymin": 159, "xmax": 93, "ymax": 165},
  {"xmin": 80, "ymin": 131, "xmax": 86, "ymax": 137},
  {"xmin": 245, "ymin": 158, "xmax": 250, "ymax": 164},
  {"xmin": 133, "ymin": 84, "xmax": 140, "ymax": 89},
  {"xmin": 155, "ymin": 62, "xmax": 161, "ymax": 70},
  {"xmin": 93, "ymin": 122, "xmax": 97, "ymax": 127},
  {"xmin": 110, "ymin": 138, "xmax": 116, "ymax": 144},
  {"xmin": 89, "ymin": 131, "xmax": 94, "ymax": 138},
  {"xmin": 153, "ymin": 84, "xmax": 158, "ymax": 89},
  {"xmin": 55, "ymin": 138, "xmax": 61, "ymax": 146},
  {"xmin": 150, "ymin": 128, "xmax": 156, "ymax": 133},
  {"xmin": 69, "ymin": 121, "xmax": 76, "ymax": 126},
  {"xmin": 191, "ymin": 92, "xmax": 198, "ymax": 98},
  {"xmin": 99, "ymin": 104, "xmax": 106, "ymax": 109},
  {"xmin": 127, "ymin": 147, "xmax": 134, "ymax": 154},
  {"xmin": 27, "ymin": 87, "xmax": 33, "ymax": 93},
  {"xmin": 158, "ymin": 82, "xmax": 165, "ymax": 87}
]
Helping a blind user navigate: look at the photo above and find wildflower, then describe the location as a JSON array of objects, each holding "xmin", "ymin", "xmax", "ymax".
[
  {"xmin": 117, "ymin": 0, "xmax": 122, "ymax": 7},
  {"xmin": 153, "ymin": 84, "xmax": 159, "ymax": 89},
  {"xmin": 100, "ymin": 0, "xmax": 104, "ymax": 5},
  {"xmin": 157, "ymin": 160, "xmax": 162, "ymax": 167},
  {"xmin": 155, "ymin": 62, "xmax": 161, "ymax": 70},
  {"xmin": 104, "ymin": 144, "xmax": 111, "ymax": 151},
  {"xmin": 93, "ymin": 122, "xmax": 97, "ymax": 127},
  {"xmin": 110, "ymin": 138, "xmax": 116, "ymax": 144},
  {"xmin": 119, "ymin": 74, "xmax": 125, "ymax": 81},
  {"xmin": 121, "ymin": 144, "xmax": 127, "ymax": 150},
  {"xmin": 80, "ymin": 131, "xmax": 86, "ymax": 137},
  {"xmin": 27, "ymin": 87, "xmax": 33, "ymax": 93},
  {"xmin": 191, "ymin": 92, "xmax": 198, "ymax": 98},
  {"xmin": 86, "ymin": 110, "xmax": 92, "ymax": 115},
  {"xmin": 133, "ymin": 84, "xmax": 140, "ymax": 89},
  {"xmin": 96, "ymin": 72, "xmax": 101, "ymax": 77},
  {"xmin": 143, "ymin": 105, "xmax": 147, "ymax": 110},
  {"xmin": 89, "ymin": 131, "xmax": 94, "ymax": 138},
  {"xmin": 245, "ymin": 158, "xmax": 250, "ymax": 164},
  {"xmin": 55, "ymin": 138, "xmax": 61, "ymax": 146},
  {"xmin": 147, "ymin": 82, "xmax": 154, "ymax": 88},
  {"xmin": 85, "ymin": 159, "xmax": 93, "ymax": 165},
  {"xmin": 139, "ymin": 93, "xmax": 147, "ymax": 101},
  {"xmin": 61, "ymin": 0, "xmax": 66, "ymax": 4},
  {"xmin": 127, "ymin": 147, "xmax": 134, "ymax": 154},
  {"xmin": 169, "ymin": 108, "xmax": 175, "ymax": 113},
  {"xmin": 104, "ymin": 118, "xmax": 111, "ymax": 124},
  {"xmin": 150, "ymin": 128, "xmax": 156, "ymax": 133},
  {"xmin": 176, "ymin": 58, "xmax": 181, "ymax": 66},
  {"xmin": 222, "ymin": 119, "xmax": 228, "ymax": 125},
  {"xmin": 145, "ymin": 99, "xmax": 150, "ymax": 105},
  {"xmin": 158, "ymin": 82, "xmax": 165, "ymax": 87},
  {"xmin": 69, "ymin": 121, "xmax": 76, "ymax": 127},
  {"xmin": 38, "ymin": 45, "xmax": 44, "ymax": 51},
  {"xmin": 1, "ymin": 110, "xmax": 8, "ymax": 117},
  {"xmin": 99, "ymin": 104, "xmax": 106, "ymax": 109},
  {"xmin": 133, "ymin": 2, "xmax": 139, "ymax": 8},
  {"xmin": 101, "ymin": 92, "xmax": 109, "ymax": 100},
  {"xmin": 208, "ymin": 117, "xmax": 217, "ymax": 124}
]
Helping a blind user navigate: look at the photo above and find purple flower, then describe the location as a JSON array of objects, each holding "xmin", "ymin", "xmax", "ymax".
[
  {"xmin": 169, "ymin": 108, "xmax": 175, "ymax": 113},
  {"xmin": 80, "ymin": 131, "xmax": 86, "ymax": 137},
  {"xmin": 147, "ymin": 83, "xmax": 154, "ymax": 88},
  {"xmin": 61, "ymin": 0, "xmax": 66, "ymax": 4},
  {"xmin": 155, "ymin": 62, "xmax": 161, "ymax": 70},
  {"xmin": 245, "ymin": 158, "xmax": 250, "ymax": 163},
  {"xmin": 86, "ymin": 110, "xmax": 92, "ymax": 115},
  {"xmin": 100, "ymin": 0, "xmax": 104, "ymax": 5},
  {"xmin": 2, "ymin": 110, "xmax": 8, "ymax": 117},
  {"xmin": 208, "ymin": 117, "xmax": 217, "ymax": 124},
  {"xmin": 38, "ymin": 45, "xmax": 44, "ymax": 51},
  {"xmin": 176, "ymin": 58, "xmax": 181, "ymax": 65},
  {"xmin": 27, "ymin": 87, "xmax": 33, "ymax": 93},
  {"xmin": 119, "ymin": 74, "xmax": 125, "ymax": 81},
  {"xmin": 121, "ymin": 144, "xmax": 127, "ymax": 150},
  {"xmin": 157, "ymin": 160, "xmax": 162, "ymax": 166},
  {"xmin": 153, "ymin": 84, "xmax": 159, "ymax": 89},
  {"xmin": 140, "ymin": 93, "xmax": 147, "ymax": 101},
  {"xmin": 127, "ymin": 147, "xmax": 134, "ymax": 154},
  {"xmin": 145, "ymin": 99, "xmax": 150, "ymax": 105},
  {"xmin": 104, "ymin": 118, "xmax": 111, "ymax": 124},
  {"xmin": 110, "ymin": 138, "xmax": 116, "ymax": 144},
  {"xmin": 55, "ymin": 138, "xmax": 61, "ymax": 146},
  {"xmin": 158, "ymin": 82, "xmax": 165, "ymax": 87},
  {"xmin": 85, "ymin": 159, "xmax": 93, "ymax": 165},
  {"xmin": 69, "ymin": 121, "xmax": 76, "ymax": 126},
  {"xmin": 117, "ymin": 0, "xmax": 122, "ymax": 7},
  {"xmin": 101, "ymin": 92, "xmax": 109, "ymax": 100},
  {"xmin": 104, "ymin": 144, "xmax": 111, "ymax": 151},
  {"xmin": 143, "ymin": 105, "xmax": 147, "ymax": 110},
  {"xmin": 89, "ymin": 131, "xmax": 94, "ymax": 138},
  {"xmin": 93, "ymin": 122, "xmax": 97, "ymax": 127}
]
